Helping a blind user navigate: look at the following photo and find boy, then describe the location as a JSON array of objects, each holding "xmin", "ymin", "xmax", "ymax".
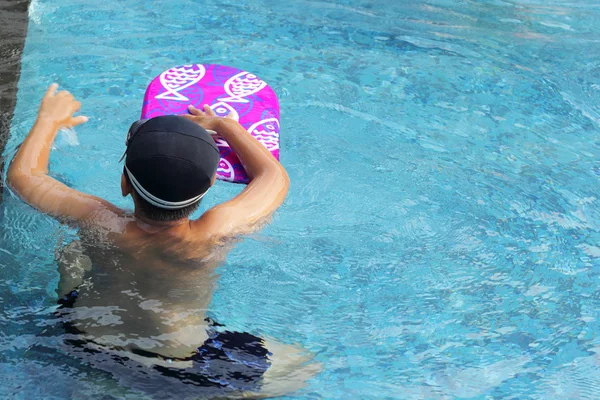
[{"xmin": 7, "ymin": 84, "xmax": 317, "ymax": 398}]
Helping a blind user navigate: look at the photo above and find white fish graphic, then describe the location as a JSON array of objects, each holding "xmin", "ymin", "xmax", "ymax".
[
  {"xmin": 155, "ymin": 64, "xmax": 206, "ymax": 102},
  {"xmin": 210, "ymin": 101, "xmax": 239, "ymax": 121},
  {"xmin": 218, "ymin": 72, "xmax": 267, "ymax": 103},
  {"xmin": 247, "ymin": 118, "xmax": 280, "ymax": 151},
  {"xmin": 217, "ymin": 158, "xmax": 235, "ymax": 181}
]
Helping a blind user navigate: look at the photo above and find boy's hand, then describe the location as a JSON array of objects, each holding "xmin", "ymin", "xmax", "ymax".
[
  {"xmin": 38, "ymin": 83, "xmax": 88, "ymax": 128},
  {"xmin": 182, "ymin": 104, "xmax": 237, "ymax": 133}
]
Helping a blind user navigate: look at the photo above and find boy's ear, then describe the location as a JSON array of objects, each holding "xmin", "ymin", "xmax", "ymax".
[{"xmin": 121, "ymin": 173, "xmax": 131, "ymax": 197}]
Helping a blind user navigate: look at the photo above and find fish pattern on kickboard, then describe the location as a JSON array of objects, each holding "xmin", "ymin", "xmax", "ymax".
[{"xmin": 142, "ymin": 64, "xmax": 280, "ymax": 184}]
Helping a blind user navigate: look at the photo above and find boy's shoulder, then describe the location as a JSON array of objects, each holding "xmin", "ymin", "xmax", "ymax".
[{"xmin": 81, "ymin": 207, "xmax": 225, "ymax": 259}]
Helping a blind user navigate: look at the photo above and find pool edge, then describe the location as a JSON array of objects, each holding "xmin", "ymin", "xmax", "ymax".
[{"xmin": 0, "ymin": 0, "xmax": 31, "ymax": 200}]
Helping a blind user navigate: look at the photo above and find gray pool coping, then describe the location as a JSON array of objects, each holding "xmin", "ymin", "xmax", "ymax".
[{"xmin": 0, "ymin": 0, "xmax": 30, "ymax": 198}]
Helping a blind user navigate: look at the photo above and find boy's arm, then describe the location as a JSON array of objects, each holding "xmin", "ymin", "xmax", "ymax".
[
  {"xmin": 185, "ymin": 105, "xmax": 289, "ymax": 241},
  {"xmin": 7, "ymin": 84, "xmax": 121, "ymax": 224}
]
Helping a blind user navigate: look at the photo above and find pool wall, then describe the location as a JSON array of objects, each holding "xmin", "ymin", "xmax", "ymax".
[{"xmin": 0, "ymin": 0, "xmax": 30, "ymax": 200}]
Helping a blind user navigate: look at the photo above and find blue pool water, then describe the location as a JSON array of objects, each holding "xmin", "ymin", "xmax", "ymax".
[{"xmin": 2, "ymin": 0, "xmax": 600, "ymax": 398}]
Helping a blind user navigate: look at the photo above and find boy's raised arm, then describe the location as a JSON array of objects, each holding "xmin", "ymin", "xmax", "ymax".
[
  {"xmin": 7, "ymin": 83, "xmax": 119, "ymax": 223},
  {"xmin": 184, "ymin": 105, "xmax": 289, "ymax": 241}
]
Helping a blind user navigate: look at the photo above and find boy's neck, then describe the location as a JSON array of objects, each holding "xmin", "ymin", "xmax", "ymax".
[{"xmin": 133, "ymin": 210, "xmax": 189, "ymax": 233}]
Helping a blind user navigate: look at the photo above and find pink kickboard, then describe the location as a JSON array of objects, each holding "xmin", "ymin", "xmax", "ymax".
[{"xmin": 142, "ymin": 64, "xmax": 280, "ymax": 184}]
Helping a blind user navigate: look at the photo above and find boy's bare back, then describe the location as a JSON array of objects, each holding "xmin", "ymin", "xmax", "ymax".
[{"xmin": 8, "ymin": 84, "xmax": 319, "ymax": 398}]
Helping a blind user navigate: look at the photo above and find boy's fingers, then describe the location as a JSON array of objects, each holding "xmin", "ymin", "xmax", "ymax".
[
  {"xmin": 226, "ymin": 110, "xmax": 239, "ymax": 120},
  {"xmin": 180, "ymin": 115, "xmax": 205, "ymax": 125},
  {"xmin": 188, "ymin": 104, "xmax": 203, "ymax": 116},
  {"xmin": 70, "ymin": 115, "xmax": 88, "ymax": 126},
  {"xmin": 203, "ymin": 104, "xmax": 216, "ymax": 116},
  {"xmin": 44, "ymin": 83, "xmax": 58, "ymax": 99},
  {"xmin": 57, "ymin": 90, "xmax": 74, "ymax": 99}
]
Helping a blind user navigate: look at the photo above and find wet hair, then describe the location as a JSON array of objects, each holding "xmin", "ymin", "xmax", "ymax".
[{"xmin": 125, "ymin": 171, "xmax": 201, "ymax": 222}]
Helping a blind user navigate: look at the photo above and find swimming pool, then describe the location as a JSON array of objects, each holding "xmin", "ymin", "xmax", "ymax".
[{"xmin": 2, "ymin": 0, "xmax": 600, "ymax": 398}]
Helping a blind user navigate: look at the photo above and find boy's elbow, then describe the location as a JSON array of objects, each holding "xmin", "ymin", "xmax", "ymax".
[
  {"xmin": 272, "ymin": 164, "xmax": 290, "ymax": 193},
  {"xmin": 6, "ymin": 168, "xmax": 23, "ymax": 191},
  {"xmin": 280, "ymin": 165, "xmax": 290, "ymax": 190},
  {"xmin": 273, "ymin": 166, "xmax": 290, "ymax": 202},
  {"xmin": 258, "ymin": 164, "xmax": 289, "ymax": 195},
  {"xmin": 6, "ymin": 169, "xmax": 37, "ymax": 198}
]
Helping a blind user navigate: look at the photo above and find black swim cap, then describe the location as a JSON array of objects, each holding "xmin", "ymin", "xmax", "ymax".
[{"xmin": 122, "ymin": 115, "xmax": 220, "ymax": 210}]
